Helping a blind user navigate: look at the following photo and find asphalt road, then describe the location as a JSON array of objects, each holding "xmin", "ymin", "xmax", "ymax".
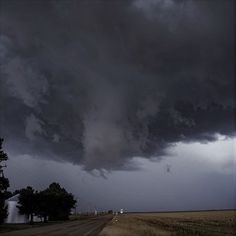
[{"xmin": 0, "ymin": 216, "xmax": 112, "ymax": 236}]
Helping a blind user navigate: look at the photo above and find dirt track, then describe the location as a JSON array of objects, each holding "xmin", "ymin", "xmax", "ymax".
[{"xmin": 0, "ymin": 216, "xmax": 112, "ymax": 236}]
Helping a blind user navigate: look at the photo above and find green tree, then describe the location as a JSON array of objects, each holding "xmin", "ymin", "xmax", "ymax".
[
  {"xmin": 17, "ymin": 183, "xmax": 76, "ymax": 223},
  {"xmin": 108, "ymin": 210, "xmax": 113, "ymax": 214},
  {"xmin": 17, "ymin": 186, "xmax": 37, "ymax": 224},
  {"xmin": 42, "ymin": 183, "xmax": 76, "ymax": 221},
  {"xmin": 34, "ymin": 191, "xmax": 48, "ymax": 222},
  {"xmin": 0, "ymin": 138, "xmax": 9, "ymax": 224}
]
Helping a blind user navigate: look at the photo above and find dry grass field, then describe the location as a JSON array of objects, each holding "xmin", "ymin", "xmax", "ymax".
[{"xmin": 99, "ymin": 210, "xmax": 236, "ymax": 236}]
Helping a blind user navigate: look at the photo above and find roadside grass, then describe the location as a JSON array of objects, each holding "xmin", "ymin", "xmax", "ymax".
[
  {"xmin": 70, "ymin": 212, "xmax": 113, "ymax": 222},
  {"xmin": 0, "ymin": 221, "xmax": 63, "ymax": 233},
  {"xmin": 99, "ymin": 210, "xmax": 236, "ymax": 236},
  {"xmin": 0, "ymin": 213, "xmax": 107, "ymax": 233},
  {"xmin": 0, "ymin": 224, "xmax": 34, "ymax": 233},
  {"xmin": 70, "ymin": 214, "xmax": 97, "ymax": 221}
]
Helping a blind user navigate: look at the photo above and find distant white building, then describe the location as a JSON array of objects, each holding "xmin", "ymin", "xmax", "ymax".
[
  {"xmin": 4, "ymin": 194, "xmax": 41, "ymax": 224},
  {"xmin": 94, "ymin": 210, "xmax": 98, "ymax": 216}
]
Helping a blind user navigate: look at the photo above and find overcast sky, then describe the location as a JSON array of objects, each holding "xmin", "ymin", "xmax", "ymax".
[{"xmin": 0, "ymin": 0, "xmax": 235, "ymax": 212}]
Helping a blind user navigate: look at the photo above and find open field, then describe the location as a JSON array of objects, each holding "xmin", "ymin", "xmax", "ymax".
[{"xmin": 99, "ymin": 210, "xmax": 236, "ymax": 236}]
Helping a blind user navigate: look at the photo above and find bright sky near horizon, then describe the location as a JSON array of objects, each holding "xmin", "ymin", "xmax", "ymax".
[{"xmin": 5, "ymin": 137, "xmax": 236, "ymax": 212}]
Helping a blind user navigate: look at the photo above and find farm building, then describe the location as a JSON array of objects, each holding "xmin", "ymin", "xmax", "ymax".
[{"xmin": 4, "ymin": 194, "xmax": 41, "ymax": 224}]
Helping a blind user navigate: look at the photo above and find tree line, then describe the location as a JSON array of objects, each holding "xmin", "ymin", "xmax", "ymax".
[
  {"xmin": 17, "ymin": 183, "xmax": 76, "ymax": 223},
  {"xmin": 0, "ymin": 138, "xmax": 76, "ymax": 224}
]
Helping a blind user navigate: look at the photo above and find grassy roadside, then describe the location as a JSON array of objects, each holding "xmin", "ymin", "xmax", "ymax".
[
  {"xmin": 99, "ymin": 210, "xmax": 236, "ymax": 236},
  {"xmin": 0, "ymin": 221, "xmax": 63, "ymax": 234},
  {"xmin": 69, "ymin": 213, "xmax": 100, "ymax": 221},
  {"xmin": 0, "ymin": 214, "xmax": 110, "ymax": 234},
  {"xmin": 0, "ymin": 215, "xmax": 89, "ymax": 233}
]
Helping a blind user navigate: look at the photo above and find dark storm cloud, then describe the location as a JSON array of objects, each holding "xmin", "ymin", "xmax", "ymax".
[{"xmin": 0, "ymin": 0, "xmax": 235, "ymax": 171}]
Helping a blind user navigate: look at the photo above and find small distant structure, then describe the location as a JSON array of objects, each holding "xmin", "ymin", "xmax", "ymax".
[
  {"xmin": 4, "ymin": 194, "xmax": 41, "ymax": 224},
  {"xmin": 94, "ymin": 209, "xmax": 98, "ymax": 216},
  {"xmin": 166, "ymin": 164, "xmax": 171, "ymax": 173},
  {"xmin": 120, "ymin": 209, "xmax": 123, "ymax": 214}
]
